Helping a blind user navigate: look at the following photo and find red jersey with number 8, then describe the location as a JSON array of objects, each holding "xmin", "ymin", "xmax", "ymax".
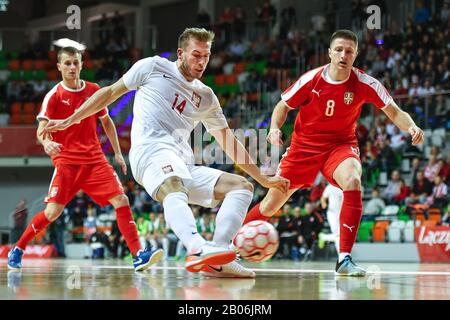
[
  {"xmin": 281, "ymin": 64, "xmax": 392, "ymax": 151},
  {"xmin": 37, "ymin": 80, "xmax": 108, "ymax": 165}
]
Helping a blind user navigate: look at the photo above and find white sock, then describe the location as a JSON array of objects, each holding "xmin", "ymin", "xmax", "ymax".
[
  {"xmin": 213, "ymin": 189, "xmax": 253, "ymax": 247},
  {"xmin": 339, "ymin": 252, "xmax": 350, "ymax": 262},
  {"xmin": 162, "ymin": 192, "xmax": 206, "ymax": 252}
]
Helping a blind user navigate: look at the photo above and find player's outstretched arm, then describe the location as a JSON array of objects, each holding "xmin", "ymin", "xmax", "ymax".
[
  {"xmin": 42, "ymin": 78, "xmax": 130, "ymax": 137},
  {"xmin": 211, "ymin": 127, "xmax": 290, "ymax": 193},
  {"xmin": 37, "ymin": 120, "xmax": 62, "ymax": 157},
  {"xmin": 100, "ymin": 115, "xmax": 127, "ymax": 175},
  {"xmin": 267, "ymin": 100, "xmax": 292, "ymax": 146},
  {"xmin": 382, "ymin": 101, "xmax": 425, "ymax": 146}
]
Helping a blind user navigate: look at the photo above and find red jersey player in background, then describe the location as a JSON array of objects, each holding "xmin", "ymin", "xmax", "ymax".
[
  {"xmin": 243, "ymin": 30, "xmax": 424, "ymax": 276},
  {"xmin": 7, "ymin": 46, "xmax": 163, "ymax": 272}
]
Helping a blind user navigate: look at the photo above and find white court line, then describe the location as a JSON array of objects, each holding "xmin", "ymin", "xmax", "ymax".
[{"xmin": 92, "ymin": 265, "xmax": 450, "ymax": 276}]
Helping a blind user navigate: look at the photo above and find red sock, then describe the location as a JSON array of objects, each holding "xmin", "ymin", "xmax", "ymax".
[
  {"xmin": 339, "ymin": 190, "xmax": 363, "ymax": 254},
  {"xmin": 16, "ymin": 211, "xmax": 51, "ymax": 250},
  {"xmin": 243, "ymin": 203, "xmax": 271, "ymax": 225},
  {"xmin": 116, "ymin": 206, "xmax": 141, "ymax": 256}
]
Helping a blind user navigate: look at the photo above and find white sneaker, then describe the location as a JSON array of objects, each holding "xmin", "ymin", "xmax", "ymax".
[
  {"xmin": 185, "ymin": 241, "xmax": 236, "ymax": 273},
  {"xmin": 201, "ymin": 259, "xmax": 256, "ymax": 278}
]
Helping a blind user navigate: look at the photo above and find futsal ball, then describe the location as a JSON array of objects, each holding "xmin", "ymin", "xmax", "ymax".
[{"xmin": 234, "ymin": 220, "xmax": 279, "ymax": 262}]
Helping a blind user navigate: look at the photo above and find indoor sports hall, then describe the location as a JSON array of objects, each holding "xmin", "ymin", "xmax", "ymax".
[{"xmin": 0, "ymin": 0, "xmax": 448, "ymax": 303}]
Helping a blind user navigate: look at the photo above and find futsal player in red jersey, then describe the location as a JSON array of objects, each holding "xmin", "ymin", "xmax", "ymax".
[
  {"xmin": 7, "ymin": 46, "xmax": 163, "ymax": 271},
  {"xmin": 244, "ymin": 30, "xmax": 424, "ymax": 276}
]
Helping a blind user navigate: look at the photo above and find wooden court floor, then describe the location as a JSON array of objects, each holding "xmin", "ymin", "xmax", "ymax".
[{"xmin": 0, "ymin": 258, "xmax": 449, "ymax": 300}]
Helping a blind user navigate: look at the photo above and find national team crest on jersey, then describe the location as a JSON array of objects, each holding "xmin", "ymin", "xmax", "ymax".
[
  {"xmin": 191, "ymin": 92, "xmax": 202, "ymax": 108},
  {"xmin": 344, "ymin": 92, "xmax": 354, "ymax": 105},
  {"xmin": 162, "ymin": 165, "xmax": 174, "ymax": 174},
  {"xmin": 49, "ymin": 186, "xmax": 58, "ymax": 198}
]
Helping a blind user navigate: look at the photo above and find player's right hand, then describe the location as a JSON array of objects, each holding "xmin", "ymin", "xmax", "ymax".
[
  {"xmin": 267, "ymin": 128, "xmax": 284, "ymax": 146},
  {"xmin": 41, "ymin": 119, "xmax": 71, "ymax": 140},
  {"xmin": 261, "ymin": 176, "xmax": 290, "ymax": 193},
  {"xmin": 43, "ymin": 140, "xmax": 62, "ymax": 157}
]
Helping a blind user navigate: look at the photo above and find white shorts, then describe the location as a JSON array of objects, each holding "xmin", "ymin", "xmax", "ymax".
[{"xmin": 132, "ymin": 149, "xmax": 224, "ymax": 208}]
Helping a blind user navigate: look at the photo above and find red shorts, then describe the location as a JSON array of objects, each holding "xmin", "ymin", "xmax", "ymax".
[
  {"xmin": 45, "ymin": 161, "xmax": 124, "ymax": 206},
  {"xmin": 277, "ymin": 144, "xmax": 361, "ymax": 189}
]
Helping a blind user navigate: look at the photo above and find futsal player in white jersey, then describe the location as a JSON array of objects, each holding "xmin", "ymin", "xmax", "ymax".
[
  {"xmin": 320, "ymin": 183, "xmax": 344, "ymax": 252},
  {"xmin": 43, "ymin": 28, "xmax": 289, "ymax": 278}
]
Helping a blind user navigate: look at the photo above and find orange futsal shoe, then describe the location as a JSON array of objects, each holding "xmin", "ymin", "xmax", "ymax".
[{"xmin": 185, "ymin": 242, "xmax": 236, "ymax": 273}]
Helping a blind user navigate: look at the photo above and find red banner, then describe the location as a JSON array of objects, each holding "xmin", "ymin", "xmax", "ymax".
[
  {"xmin": 415, "ymin": 226, "xmax": 450, "ymax": 262},
  {"xmin": 0, "ymin": 127, "xmax": 45, "ymax": 156},
  {"xmin": 0, "ymin": 245, "xmax": 57, "ymax": 258}
]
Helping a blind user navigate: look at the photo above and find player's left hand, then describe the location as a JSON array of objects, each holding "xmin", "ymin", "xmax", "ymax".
[
  {"xmin": 408, "ymin": 126, "xmax": 424, "ymax": 145},
  {"xmin": 261, "ymin": 176, "xmax": 290, "ymax": 193},
  {"xmin": 115, "ymin": 153, "xmax": 127, "ymax": 175},
  {"xmin": 41, "ymin": 119, "xmax": 71, "ymax": 140}
]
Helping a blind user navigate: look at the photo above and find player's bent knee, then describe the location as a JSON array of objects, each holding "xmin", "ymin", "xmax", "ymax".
[
  {"xmin": 44, "ymin": 205, "xmax": 64, "ymax": 222},
  {"xmin": 156, "ymin": 176, "xmax": 187, "ymax": 202},
  {"xmin": 342, "ymin": 175, "xmax": 362, "ymax": 190},
  {"xmin": 239, "ymin": 179, "xmax": 254, "ymax": 193},
  {"xmin": 110, "ymin": 194, "xmax": 129, "ymax": 208}
]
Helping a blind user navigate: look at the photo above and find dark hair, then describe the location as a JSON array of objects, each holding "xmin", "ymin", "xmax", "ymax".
[
  {"xmin": 57, "ymin": 46, "xmax": 82, "ymax": 62},
  {"xmin": 178, "ymin": 27, "xmax": 215, "ymax": 49},
  {"xmin": 330, "ymin": 29, "xmax": 358, "ymax": 47}
]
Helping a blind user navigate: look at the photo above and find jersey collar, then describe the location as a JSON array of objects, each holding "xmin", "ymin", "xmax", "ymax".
[{"xmin": 60, "ymin": 80, "xmax": 86, "ymax": 92}]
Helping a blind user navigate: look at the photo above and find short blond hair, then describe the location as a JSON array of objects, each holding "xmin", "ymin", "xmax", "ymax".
[{"xmin": 178, "ymin": 27, "xmax": 215, "ymax": 49}]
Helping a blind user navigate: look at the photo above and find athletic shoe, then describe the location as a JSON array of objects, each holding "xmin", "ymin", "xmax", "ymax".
[
  {"xmin": 133, "ymin": 247, "xmax": 164, "ymax": 272},
  {"xmin": 200, "ymin": 259, "xmax": 256, "ymax": 278},
  {"xmin": 7, "ymin": 247, "xmax": 24, "ymax": 270},
  {"xmin": 335, "ymin": 255, "xmax": 366, "ymax": 277},
  {"xmin": 185, "ymin": 242, "xmax": 236, "ymax": 273}
]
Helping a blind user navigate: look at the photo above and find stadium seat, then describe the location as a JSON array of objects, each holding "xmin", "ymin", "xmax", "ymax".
[
  {"xmin": 202, "ymin": 74, "xmax": 215, "ymax": 87},
  {"xmin": 9, "ymin": 51, "xmax": 19, "ymax": 59},
  {"xmin": 403, "ymin": 220, "xmax": 419, "ymax": 242},
  {"xmin": 255, "ymin": 60, "xmax": 268, "ymax": 75},
  {"xmin": 387, "ymin": 220, "xmax": 405, "ymax": 242},
  {"xmin": 8, "ymin": 59, "xmax": 20, "ymax": 71},
  {"xmin": 0, "ymin": 60, "xmax": 7, "ymax": 70},
  {"xmin": 48, "ymin": 50, "xmax": 57, "ymax": 61},
  {"xmin": 81, "ymin": 69, "xmax": 96, "ymax": 82},
  {"xmin": 10, "ymin": 102, "xmax": 22, "ymax": 114},
  {"xmin": 47, "ymin": 69, "xmax": 59, "ymax": 81},
  {"xmin": 428, "ymin": 208, "xmax": 441, "ymax": 224},
  {"xmin": 34, "ymin": 60, "xmax": 47, "ymax": 70},
  {"xmin": 22, "ymin": 59, "xmax": 34, "ymax": 70},
  {"xmin": 35, "ymin": 70, "xmax": 47, "ymax": 81},
  {"xmin": 214, "ymin": 74, "xmax": 226, "ymax": 86},
  {"xmin": 23, "ymin": 114, "xmax": 36, "ymax": 125},
  {"xmin": 373, "ymin": 221, "xmax": 390, "ymax": 242},
  {"xmin": 23, "ymin": 70, "xmax": 35, "ymax": 81},
  {"xmin": 225, "ymin": 74, "xmax": 237, "ymax": 85},
  {"xmin": 422, "ymin": 220, "xmax": 437, "ymax": 227},
  {"xmin": 233, "ymin": 62, "xmax": 246, "ymax": 74},
  {"xmin": 383, "ymin": 205, "xmax": 399, "ymax": 216},
  {"xmin": 23, "ymin": 102, "xmax": 36, "ymax": 115},
  {"xmin": 83, "ymin": 59, "xmax": 94, "ymax": 69},
  {"xmin": 9, "ymin": 114, "xmax": 22, "ymax": 125},
  {"xmin": 9, "ymin": 70, "xmax": 21, "ymax": 80},
  {"xmin": 357, "ymin": 221, "xmax": 374, "ymax": 242}
]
